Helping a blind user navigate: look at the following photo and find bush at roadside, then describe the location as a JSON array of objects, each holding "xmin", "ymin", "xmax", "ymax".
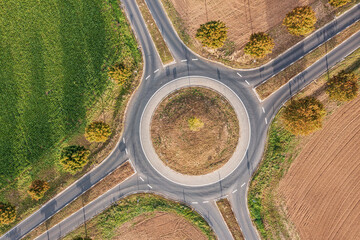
[
  {"xmin": 281, "ymin": 97, "xmax": 326, "ymax": 135},
  {"xmin": 60, "ymin": 145, "xmax": 90, "ymax": 174}
]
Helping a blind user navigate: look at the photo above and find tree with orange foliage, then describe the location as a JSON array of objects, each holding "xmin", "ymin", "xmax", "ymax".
[{"xmin": 281, "ymin": 97, "xmax": 326, "ymax": 135}]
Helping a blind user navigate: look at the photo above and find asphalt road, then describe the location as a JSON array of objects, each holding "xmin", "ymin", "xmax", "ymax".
[{"xmin": 2, "ymin": 2, "xmax": 359, "ymax": 240}]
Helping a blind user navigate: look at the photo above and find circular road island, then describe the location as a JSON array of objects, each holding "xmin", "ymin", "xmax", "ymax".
[
  {"xmin": 140, "ymin": 76, "xmax": 250, "ymax": 186},
  {"xmin": 151, "ymin": 87, "xmax": 239, "ymax": 175}
]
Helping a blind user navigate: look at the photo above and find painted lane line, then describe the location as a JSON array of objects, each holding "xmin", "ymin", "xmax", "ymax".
[
  {"xmin": 265, "ymin": 118, "xmax": 268, "ymax": 125},
  {"xmin": 139, "ymin": 176, "xmax": 144, "ymax": 182},
  {"xmin": 125, "ymin": 148, "xmax": 128, "ymax": 154},
  {"xmin": 262, "ymin": 107, "xmax": 265, "ymax": 113},
  {"xmin": 237, "ymin": 72, "xmax": 242, "ymax": 77},
  {"xmin": 181, "ymin": 59, "xmax": 188, "ymax": 62},
  {"xmin": 192, "ymin": 58, "xmax": 198, "ymax": 61},
  {"xmin": 146, "ymin": 75, "xmax": 150, "ymax": 80},
  {"xmin": 203, "ymin": 200, "xmax": 209, "ymax": 203},
  {"xmin": 224, "ymin": 194, "xmax": 229, "ymax": 198},
  {"xmin": 241, "ymin": 183, "xmax": 246, "ymax": 188},
  {"xmin": 192, "ymin": 201, "xmax": 198, "ymax": 204},
  {"xmin": 232, "ymin": 189, "xmax": 238, "ymax": 194},
  {"xmin": 154, "ymin": 69, "xmax": 159, "ymax": 73},
  {"xmin": 123, "ymin": 138, "xmax": 125, "ymax": 143},
  {"xmin": 245, "ymin": 80, "xmax": 250, "ymax": 85},
  {"xmin": 147, "ymin": 184, "xmax": 152, "ymax": 189}
]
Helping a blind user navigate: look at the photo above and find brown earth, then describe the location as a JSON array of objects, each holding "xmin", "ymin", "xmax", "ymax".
[
  {"xmin": 164, "ymin": 0, "xmax": 339, "ymax": 67},
  {"xmin": 114, "ymin": 212, "xmax": 207, "ymax": 240},
  {"xmin": 151, "ymin": 87, "xmax": 239, "ymax": 175},
  {"xmin": 278, "ymin": 96, "xmax": 360, "ymax": 240}
]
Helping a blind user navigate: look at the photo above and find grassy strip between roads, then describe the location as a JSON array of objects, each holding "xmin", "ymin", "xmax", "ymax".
[
  {"xmin": 216, "ymin": 198, "xmax": 244, "ymax": 240},
  {"xmin": 256, "ymin": 21, "xmax": 360, "ymax": 100},
  {"xmin": 62, "ymin": 193, "xmax": 216, "ymax": 240},
  {"xmin": 136, "ymin": 0, "xmax": 173, "ymax": 64},
  {"xmin": 248, "ymin": 47, "xmax": 360, "ymax": 239},
  {"xmin": 22, "ymin": 161, "xmax": 135, "ymax": 239}
]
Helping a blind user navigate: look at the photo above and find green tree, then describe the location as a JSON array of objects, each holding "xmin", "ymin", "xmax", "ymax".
[
  {"xmin": 196, "ymin": 20, "xmax": 228, "ymax": 49},
  {"xmin": 0, "ymin": 202, "xmax": 16, "ymax": 225},
  {"xmin": 283, "ymin": 6, "xmax": 317, "ymax": 36},
  {"xmin": 326, "ymin": 71, "xmax": 358, "ymax": 101},
  {"xmin": 60, "ymin": 145, "xmax": 90, "ymax": 174},
  {"xmin": 28, "ymin": 180, "xmax": 50, "ymax": 200},
  {"xmin": 108, "ymin": 64, "xmax": 132, "ymax": 87},
  {"xmin": 85, "ymin": 121, "xmax": 112, "ymax": 143},
  {"xmin": 244, "ymin": 32, "xmax": 275, "ymax": 58},
  {"xmin": 281, "ymin": 97, "xmax": 326, "ymax": 135},
  {"xmin": 328, "ymin": 0, "xmax": 351, "ymax": 7}
]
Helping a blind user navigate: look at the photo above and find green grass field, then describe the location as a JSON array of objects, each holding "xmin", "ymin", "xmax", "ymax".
[{"xmin": 0, "ymin": 0, "xmax": 140, "ymax": 226}]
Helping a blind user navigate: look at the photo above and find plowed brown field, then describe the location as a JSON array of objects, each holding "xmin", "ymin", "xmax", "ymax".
[
  {"xmin": 167, "ymin": 0, "xmax": 316, "ymax": 48},
  {"xmin": 279, "ymin": 96, "xmax": 360, "ymax": 240},
  {"xmin": 114, "ymin": 212, "xmax": 207, "ymax": 240}
]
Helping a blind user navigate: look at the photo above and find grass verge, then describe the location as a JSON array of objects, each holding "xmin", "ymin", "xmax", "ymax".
[
  {"xmin": 0, "ymin": 0, "xmax": 142, "ymax": 235},
  {"xmin": 136, "ymin": 0, "xmax": 174, "ymax": 64},
  {"xmin": 255, "ymin": 21, "xmax": 360, "ymax": 100},
  {"xmin": 62, "ymin": 193, "xmax": 216, "ymax": 240},
  {"xmin": 22, "ymin": 161, "xmax": 135, "ymax": 239},
  {"xmin": 216, "ymin": 198, "xmax": 244, "ymax": 240},
  {"xmin": 248, "ymin": 47, "xmax": 360, "ymax": 239}
]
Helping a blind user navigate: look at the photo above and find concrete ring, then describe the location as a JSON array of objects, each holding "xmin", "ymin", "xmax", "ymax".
[{"xmin": 140, "ymin": 76, "xmax": 251, "ymax": 186}]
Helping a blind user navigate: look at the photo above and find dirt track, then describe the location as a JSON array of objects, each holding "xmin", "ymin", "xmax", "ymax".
[
  {"xmin": 168, "ymin": 0, "xmax": 315, "ymax": 48},
  {"xmin": 279, "ymin": 96, "xmax": 360, "ymax": 240},
  {"xmin": 114, "ymin": 212, "xmax": 207, "ymax": 240}
]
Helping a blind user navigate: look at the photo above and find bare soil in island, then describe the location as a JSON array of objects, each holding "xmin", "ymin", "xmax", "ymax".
[
  {"xmin": 278, "ymin": 96, "xmax": 360, "ymax": 240},
  {"xmin": 161, "ymin": 0, "xmax": 356, "ymax": 68},
  {"xmin": 151, "ymin": 87, "xmax": 239, "ymax": 175},
  {"xmin": 114, "ymin": 212, "xmax": 207, "ymax": 240}
]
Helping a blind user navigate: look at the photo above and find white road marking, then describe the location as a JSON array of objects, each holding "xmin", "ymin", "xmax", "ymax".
[
  {"xmin": 123, "ymin": 138, "xmax": 125, "ymax": 143},
  {"xmin": 237, "ymin": 72, "xmax": 242, "ymax": 77},
  {"xmin": 147, "ymin": 184, "xmax": 152, "ymax": 189},
  {"xmin": 146, "ymin": 75, "xmax": 150, "ymax": 80},
  {"xmin": 192, "ymin": 58, "xmax": 198, "ymax": 61},
  {"xmin": 245, "ymin": 80, "xmax": 250, "ymax": 85},
  {"xmin": 232, "ymin": 189, "xmax": 238, "ymax": 194},
  {"xmin": 224, "ymin": 194, "xmax": 229, "ymax": 198},
  {"xmin": 262, "ymin": 107, "xmax": 265, "ymax": 113},
  {"xmin": 154, "ymin": 69, "xmax": 159, "ymax": 73},
  {"xmin": 265, "ymin": 118, "xmax": 268, "ymax": 124},
  {"xmin": 203, "ymin": 200, "xmax": 209, "ymax": 203},
  {"xmin": 181, "ymin": 59, "xmax": 187, "ymax": 62},
  {"xmin": 192, "ymin": 201, "xmax": 198, "ymax": 204},
  {"xmin": 241, "ymin": 183, "xmax": 246, "ymax": 188},
  {"xmin": 139, "ymin": 176, "xmax": 144, "ymax": 182},
  {"xmin": 125, "ymin": 148, "xmax": 128, "ymax": 154}
]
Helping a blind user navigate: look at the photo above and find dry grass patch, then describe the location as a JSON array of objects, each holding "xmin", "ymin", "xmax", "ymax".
[
  {"xmin": 136, "ymin": 0, "xmax": 173, "ymax": 64},
  {"xmin": 256, "ymin": 20, "xmax": 360, "ymax": 100},
  {"xmin": 151, "ymin": 87, "xmax": 239, "ymax": 175},
  {"xmin": 22, "ymin": 161, "xmax": 135, "ymax": 239},
  {"xmin": 216, "ymin": 198, "xmax": 244, "ymax": 240}
]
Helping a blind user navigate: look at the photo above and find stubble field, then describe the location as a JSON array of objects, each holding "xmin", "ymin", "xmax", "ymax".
[{"xmin": 278, "ymin": 96, "xmax": 360, "ymax": 240}]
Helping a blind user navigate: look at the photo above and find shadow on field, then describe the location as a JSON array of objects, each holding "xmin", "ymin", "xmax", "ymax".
[{"xmin": 58, "ymin": 0, "xmax": 107, "ymax": 133}]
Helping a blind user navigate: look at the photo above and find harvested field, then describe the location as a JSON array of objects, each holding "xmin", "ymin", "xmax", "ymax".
[
  {"xmin": 161, "ymin": 0, "xmax": 356, "ymax": 67},
  {"xmin": 279, "ymin": 96, "xmax": 360, "ymax": 240},
  {"xmin": 114, "ymin": 212, "xmax": 207, "ymax": 240},
  {"xmin": 151, "ymin": 87, "xmax": 239, "ymax": 175}
]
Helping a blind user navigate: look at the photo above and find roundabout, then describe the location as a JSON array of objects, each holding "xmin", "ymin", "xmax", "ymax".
[{"xmin": 140, "ymin": 76, "xmax": 251, "ymax": 186}]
